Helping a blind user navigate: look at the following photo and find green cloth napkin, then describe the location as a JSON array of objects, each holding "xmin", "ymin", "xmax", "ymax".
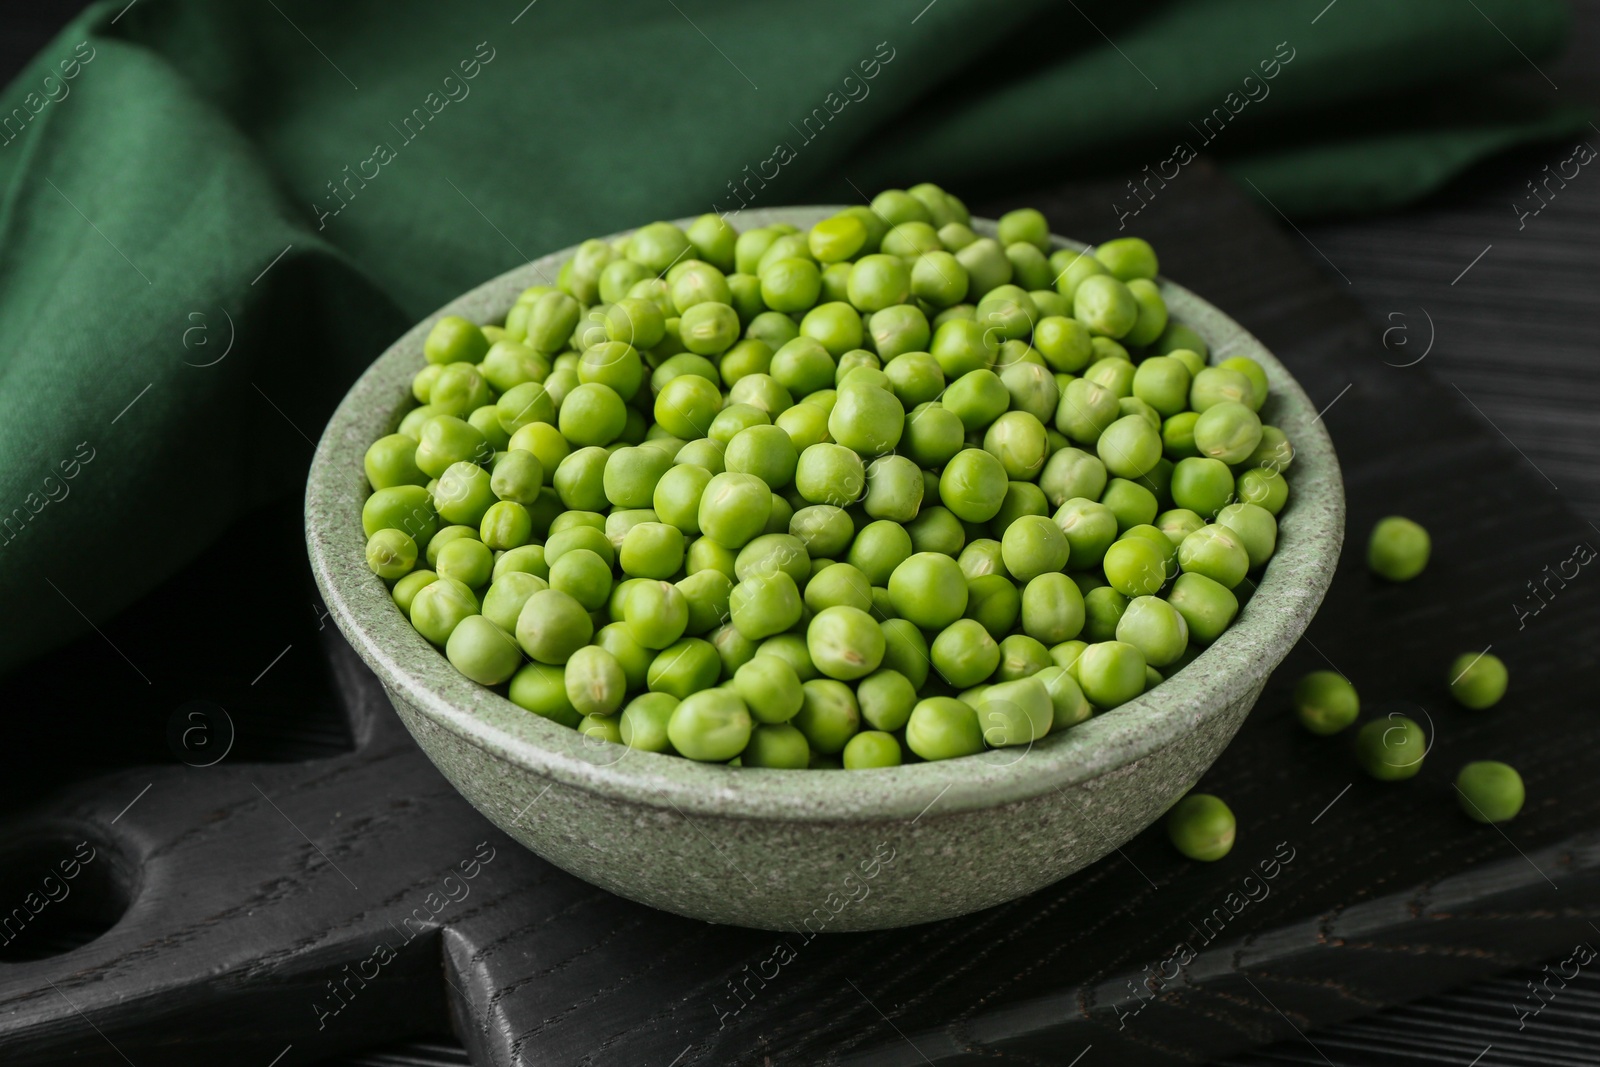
[{"xmin": 0, "ymin": 0, "xmax": 1577, "ymax": 677}]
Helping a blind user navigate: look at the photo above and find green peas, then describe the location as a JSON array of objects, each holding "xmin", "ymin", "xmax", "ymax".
[
  {"xmin": 1293, "ymin": 670, "xmax": 1360, "ymax": 735},
  {"xmin": 759, "ymin": 258, "xmax": 821, "ymax": 314},
  {"xmin": 997, "ymin": 207, "xmax": 1050, "ymax": 252},
  {"xmin": 871, "ymin": 189, "xmax": 932, "ymax": 226},
  {"xmin": 1219, "ymin": 356, "xmax": 1269, "ymax": 411},
  {"xmin": 577, "ymin": 342, "xmax": 644, "ymax": 402},
  {"xmin": 619, "ymin": 522, "xmax": 685, "ymax": 579},
  {"xmin": 930, "ymin": 319, "xmax": 998, "ymax": 378},
  {"xmin": 867, "ymin": 304, "xmax": 931, "ymax": 361},
  {"xmin": 623, "ymin": 580, "xmax": 689, "ymax": 650},
  {"xmin": 1176, "ymin": 525, "xmax": 1250, "ymax": 589},
  {"xmin": 973, "ymin": 676, "xmax": 1053, "ymax": 747},
  {"xmin": 931, "ymin": 618, "xmax": 1000, "ymax": 688},
  {"xmin": 730, "ymin": 570, "xmax": 802, "ymax": 640},
  {"xmin": 807, "ymin": 605, "xmax": 886, "ymax": 681},
  {"xmin": 1103, "ymin": 536, "xmax": 1170, "ymax": 597},
  {"xmin": 648, "ymin": 637, "xmax": 722, "ymax": 698},
  {"xmin": 508, "ymin": 663, "xmax": 580, "ymax": 727},
  {"xmin": 410, "ymin": 577, "xmax": 479, "ymax": 646},
  {"xmin": 847, "ymin": 254, "xmax": 911, "ymax": 312},
  {"xmin": 725, "ymin": 424, "xmax": 798, "ymax": 489},
  {"xmin": 999, "ymin": 515, "xmax": 1069, "ymax": 583},
  {"xmin": 798, "ymin": 302, "xmax": 864, "ymax": 358},
  {"xmin": 678, "ymin": 302, "xmax": 742, "ymax": 356},
  {"xmin": 883, "ymin": 353, "xmax": 945, "ymax": 410},
  {"xmin": 886, "ymin": 553, "xmax": 968, "ymax": 630},
  {"xmin": 1245, "ymin": 426, "xmax": 1294, "ymax": 473},
  {"xmin": 416, "ymin": 415, "xmax": 489, "ymax": 479},
  {"xmin": 1038, "ymin": 449, "xmax": 1105, "ymax": 511},
  {"xmin": 1455, "ymin": 761, "xmax": 1524, "ymax": 823},
  {"xmin": 1056, "ymin": 378, "xmax": 1119, "ymax": 445},
  {"xmin": 955, "ymin": 238, "xmax": 1012, "ymax": 299},
  {"xmin": 366, "ymin": 529, "xmax": 418, "ymax": 580},
  {"xmin": 669, "ymin": 262, "xmax": 733, "ymax": 315},
  {"xmin": 1354, "ymin": 714, "xmax": 1428, "ymax": 781},
  {"xmin": 1165, "ymin": 793, "xmax": 1234, "ymax": 861},
  {"xmin": 651, "ymin": 463, "xmax": 711, "ymax": 534},
  {"xmin": 1101, "ymin": 478, "xmax": 1159, "ymax": 532},
  {"xmin": 1193, "ymin": 402, "xmax": 1262, "ymax": 465},
  {"xmin": 1123, "ymin": 279, "xmax": 1168, "ymax": 347},
  {"xmin": 619, "ymin": 691, "xmax": 679, "ymax": 752},
  {"xmin": 942, "ymin": 369, "xmax": 1009, "ymax": 433},
  {"xmin": 995, "ymin": 633, "xmax": 1052, "ymax": 681},
  {"xmin": 1006, "ymin": 244, "xmax": 1052, "ymax": 290},
  {"xmin": 975, "ymin": 285, "xmax": 1037, "ymax": 342},
  {"xmin": 964, "ymin": 573, "xmax": 1020, "ymax": 637},
  {"xmin": 435, "ymin": 535, "xmax": 493, "ymax": 588},
  {"xmin": 482, "ymin": 571, "xmax": 547, "ymax": 632},
  {"xmin": 698, "ymin": 472, "xmax": 773, "ymax": 549},
  {"xmin": 790, "ymin": 505, "xmax": 854, "ymax": 559},
  {"xmin": 770, "ymin": 337, "xmax": 836, "ymax": 396},
  {"xmin": 1013, "ymin": 572, "xmax": 1081, "ymax": 645},
  {"xmin": 1166, "ymin": 572, "xmax": 1238, "ymax": 644},
  {"xmin": 1034, "ymin": 665, "xmax": 1091, "ymax": 727},
  {"xmin": 905, "ymin": 696, "xmax": 984, "ymax": 761},
  {"xmin": 425, "ymin": 315, "xmax": 489, "ymax": 365},
  {"xmin": 512, "ymin": 588, "xmax": 592, "ymax": 663},
  {"xmin": 735, "ymin": 533, "xmax": 810, "ymax": 586},
  {"xmin": 668, "ymin": 688, "xmax": 752, "ymax": 762},
  {"xmin": 1094, "ymin": 237, "xmax": 1159, "ymax": 282},
  {"xmin": 794, "ymin": 678, "xmax": 861, "ymax": 754},
  {"xmin": 1115, "ymin": 595, "xmax": 1189, "ymax": 667},
  {"xmin": 1075, "ymin": 640, "xmax": 1146, "ymax": 708},
  {"xmin": 1189, "ymin": 366, "xmax": 1254, "ymax": 411},
  {"xmin": 842, "ymin": 731, "xmax": 903, "ymax": 769},
  {"xmin": 549, "ymin": 548, "xmax": 611, "ymax": 611},
  {"xmin": 810, "ymin": 214, "xmax": 869, "ymax": 263},
  {"xmin": 731, "ymin": 654, "xmax": 805, "ymax": 724},
  {"xmin": 627, "ymin": 221, "xmax": 691, "ymax": 274},
  {"xmin": 678, "ymin": 569, "xmax": 733, "ymax": 634},
  {"xmin": 1083, "ymin": 584, "xmax": 1125, "ymax": 641},
  {"xmin": 1169, "ymin": 457, "xmax": 1235, "ymax": 518},
  {"xmin": 1367, "ymin": 516, "xmax": 1430, "ymax": 581},
  {"xmin": 882, "ymin": 221, "xmax": 942, "ymax": 259},
  {"xmin": 795, "ymin": 443, "xmax": 865, "ymax": 507},
  {"xmin": 939, "ymin": 449, "xmax": 1008, "ymax": 523},
  {"xmin": 864, "ymin": 456, "xmax": 924, "ymax": 522},
  {"xmin": 739, "ymin": 723, "xmax": 809, "ymax": 768},
  {"xmin": 1215, "ymin": 502, "xmax": 1277, "ymax": 569},
  {"xmin": 937, "ymin": 223, "xmax": 977, "ymax": 250},
  {"xmin": 829, "ymin": 383, "xmax": 904, "ymax": 456},
  {"xmin": 434, "ymin": 461, "xmax": 498, "ymax": 528},
  {"xmin": 564, "ymin": 645, "xmax": 627, "ymax": 717},
  {"xmin": 365, "ymin": 434, "xmax": 427, "ymax": 490},
  {"xmin": 487, "ymin": 450, "xmax": 543, "ymax": 506},
  {"xmin": 1449, "ymin": 651, "xmax": 1508, "ymax": 709},
  {"xmin": 392, "ymin": 569, "xmax": 438, "ymax": 615},
  {"xmin": 1095, "ymin": 414, "xmax": 1163, "ymax": 480},
  {"xmin": 1072, "ymin": 275, "xmax": 1138, "ymax": 338},
  {"xmin": 524, "ymin": 292, "xmax": 582, "ymax": 354},
  {"xmin": 983, "ymin": 411, "xmax": 1049, "ymax": 482},
  {"xmin": 911, "ymin": 251, "xmax": 969, "ymax": 307},
  {"xmin": 903, "ymin": 403, "xmax": 965, "ymax": 470}
]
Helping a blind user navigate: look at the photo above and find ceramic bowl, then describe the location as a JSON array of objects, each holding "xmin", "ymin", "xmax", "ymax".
[{"xmin": 306, "ymin": 209, "xmax": 1343, "ymax": 932}]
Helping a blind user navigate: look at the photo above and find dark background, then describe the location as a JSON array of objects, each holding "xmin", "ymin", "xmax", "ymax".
[{"xmin": 0, "ymin": 1, "xmax": 1596, "ymax": 1065}]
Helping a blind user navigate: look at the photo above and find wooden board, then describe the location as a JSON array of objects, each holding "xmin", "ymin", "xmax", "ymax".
[{"xmin": 1, "ymin": 162, "xmax": 1598, "ymax": 1067}]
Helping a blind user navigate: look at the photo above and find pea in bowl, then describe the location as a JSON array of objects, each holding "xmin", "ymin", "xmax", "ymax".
[{"xmin": 306, "ymin": 207, "xmax": 1343, "ymax": 931}]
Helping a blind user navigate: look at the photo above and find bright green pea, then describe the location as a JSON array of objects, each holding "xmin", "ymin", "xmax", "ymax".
[
  {"xmin": 1017, "ymin": 571, "xmax": 1084, "ymax": 646},
  {"xmin": 619, "ymin": 691, "xmax": 679, "ymax": 752},
  {"xmin": 842, "ymin": 731, "xmax": 903, "ymax": 769},
  {"xmin": 1072, "ymin": 275, "xmax": 1138, "ymax": 338},
  {"xmin": 548, "ymin": 547, "xmax": 611, "ymax": 611},
  {"xmin": 678, "ymin": 301, "xmax": 742, "ymax": 356},
  {"xmin": 847, "ymin": 254, "xmax": 911, "ymax": 312},
  {"xmin": 730, "ymin": 570, "xmax": 802, "ymax": 640},
  {"xmin": 440, "ymin": 615, "xmax": 519, "ymax": 685},
  {"xmin": 994, "ymin": 633, "xmax": 1052, "ymax": 681},
  {"xmin": 862, "ymin": 455, "xmax": 923, "ymax": 523},
  {"xmin": 1189, "ymin": 366, "xmax": 1255, "ymax": 411},
  {"xmin": 930, "ymin": 318, "xmax": 999, "ymax": 378},
  {"xmin": 648, "ymin": 637, "xmax": 722, "ymax": 699},
  {"xmin": 1100, "ymin": 478, "xmax": 1159, "ymax": 532},
  {"xmin": 508, "ymin": 662, "xmax": 581, "ymax": 727},
  {"xmin": 795, "ymin": 443, "xmax": 866, "ymax": 508},
  {"xmin": 1168, "ymin": 457, "xmax": 1235, "ymax": 519},
  {"xmin": 881, "ymin": 220, "xmax": 942, "ymax": 259},
  {"xmin": 871, "ymin": 188, "xmax": 932, "ymax": 226},
  {"xmin": 807, "ymin": 605, "xmax": 886, "ymax": 680},
  {"xmin": 434, "ymin": 462, "xmax": 497, "ymax": 528},
  {"xmin": 1165, "ymin": 793, "xmax": 1234, "ymax": 861},
  {"xmin": 365, "ymin": 433, "xmax": 427, "ymax": 490},
  {"xmin": 392, "ymin": 568, "xmax": 439, "ymax": 615},
  {"xmin": 424, "ymin": 315, "xmax": 489, "ymax": 366},
  {"xmin": 1095, "ymin": 414, "xmax": 1163, "ymax": 481},
  {"xmin": 790, "ymin": 505, "xmax": 854, "ymax": 559},
  {"xmin": 998, "ymin": 515, "xmax": 1069, "ymax": 583},
  {"xmin": 1055, "ymin": 377, "xmax": 1119, "ymax": 446},
  {"xmin": 1192, "ymin": 402, "xmax": 1263, "ymax": 465},
  {"xmin": 1166, "ymin": 572, "xmax": 1238, "ymax": 644},
  {"xmin": 739, "ymin": 723, "xmax": 809, "ymax": 769},
  {"xmin": 366, "ymin": 528, "xmax": 417, "ymax": 580},
  {"xmin": 731, "ymin": 654, "xmax": 805, "ymax": 725},
  {"xmin": 618, "ymin": 522, "xmax": 684, "ymax": 580},
  {"xmin": 876, "ymin": 618, "xmax": 929, "ymax": 690},
  {"xmin": 410, "ymin": 576, "xmax": 479, "ymax": 646},
  {"xmin": 938, "ymin": 449, "xmax": 1008, "ymax": 524},
  {"xmin": 1102, "ymin": 535, "xmax": 1170, "ymax": 598},
  {"xmin": 1449, "ymin": 651, "xmax": 1508, "ymax": 709},
  {"xmin": 964, "ymin": 573, "xmax": 1020, "ymax": 638},
  {"xmin": 677, "ymin": 569, "xmax": 733, "ymax": 635},
  {"xmin": 564, "ymin": 645, "xmax": 627, "ymax": 718},
  {"xmin": 627, "ymin": 221, "xmax": 692, "ymax": 274},
  {"xmin": 931, "ymin": 618, "xmax": 1000, "ymax": 688},
  {"xmin": 774, "ymin": 402, "xmax": 831, "ymax": 453},
  {"xmin": 622, "ymin": 579, "xmax": 689, "ymax": 650},
  {"xmin": 1219, "ymin": 356, "xmax": 1269, "ymax": 411},
  {"xmin": 1456, "ymin": 761, "xmax": 1524, "ymax": 823},
  {"xmin": 1160, "ymin": 411, "xmax": 1201, "ymax": 460},
  {"xmin": 955, "ymin": 238, "xmax": 1012, "ymax": 300},
  {"xmin": 900, "ymin": 403, "xmax": 963, "ymax": 470},
  {"xmin": 1081, "ymin": 585, "xmax": 1128, "ymax": 642},
  {"xmin": 668, "ymin": 688, "xmax": 752, "ymax": 762},
  {"xmin": 1115, "ymin": 595, "xmax": 1189, "ymax": 667},
  {"xmin": 1177, "ymin": 524, "xmax": 1250, "ymax": 589},
  {"xmin": 577, "ymin": 342, "xmax": 644, "ymax": 402},
  {"xmin": 911, "ymin": 251, "xmax": 969, "ymax": 307},
  {"xmin": 975, "ymin": 284, "xmax": 1038, "ymax": 342},
  {"xmin": 881, "ymin": 552, "xmax": 966, "ymax": 630},
  {"xmin": 1355, "ymin": 714, "xmax": 1428, "ymax": 781},
  {"xmin": 1293, "ymin": 670, "xmax": 1360, "ymax": 735},
  {"xmin": 697, "ymin": 472, "xmax": 773, "ymax": 550},
  {"xmin": 1034, "ymin": 665, "xmax": 1091, "ymax": 728},
  {"xmin": 544, "ymin": 521, "xmax": 613, "ymax": 567},
  {"xmin": 514, "ymin": 588, "xmax": 592, "ymax": 664},
  {"xmin": 973, "ymin": 676, "xmax": 1054, "ymax": 747},
  {"xmin": 1367, "ymin": 516, "xmax": 1430, "ymax": 581},
  {"xmin": 478, "ymin": 500, "xmax": 530, "ymax": 551},
  {"xmin": 1156, "ymin": 508, "xmax": 1206, "ymax": 547},
  {"xmin": 847, "ymin": 519, "xmax": 913, "ymax": 586},
  {"xmin": 810, "ymin": 214, "xmax": 869, "ymax": 263},
  {"xmin": 793, "ymin": 678, "xmax": 861, "ymax": 754},
  {"xmin": 1076, "ymin": 640, "xmax": 1146, "ymax": 708},
  {"xmin": 1215, "ymin": 502, "xmax": 1277, "ymax": 568},
  {"xmin": 481, "ymin": 571, "xmax": 547, "ymax": 632},
  {"xmin": 827, "ymin": 383, "xmax": 904, "ymax": 457},
  {"xmin": 416, "ymin": 414, "xmax": 490, "ymax": 479},
  {"xmin": 434, "ymin": 533, "xmax": 493, "ymax": 588},
  {"xmin": 905, "ymin": 696, "xmax": 983, "ymax": 761}
]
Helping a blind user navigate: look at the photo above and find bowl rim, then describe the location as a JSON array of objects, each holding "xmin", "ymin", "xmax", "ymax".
[{"xmin": 306, "ymin": 207, "xmax": 1344, "ymax": 824}]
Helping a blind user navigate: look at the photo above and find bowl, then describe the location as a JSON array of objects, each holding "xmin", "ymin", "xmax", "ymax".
[{"xmin": 306, "ymin": 208, "xmax": 1344, "ymax": 932}]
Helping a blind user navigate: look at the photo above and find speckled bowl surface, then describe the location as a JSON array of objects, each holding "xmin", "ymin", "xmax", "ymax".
[{"xmin": 306, "ymin": 208, "xmax": 1344, "ymax": 931}]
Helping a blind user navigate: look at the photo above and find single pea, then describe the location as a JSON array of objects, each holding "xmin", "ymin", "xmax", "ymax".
[
  {"xmin": 392, "ymin": 569, "xmax": 439, "ymax": 615},
  {"xmin": 563, "ymin": 645, "xmax": 626, "ymax": 718},
  {"xmin": 810, "ymin": 214, "xmax": 869, "ymax": 263},
  {"xmin": 931, "ymin": 618, "xmax": 1001, "ymax": 689},
  {"xmin": 365, "ymin": 433, "xmax": 427, "ymax": 490},
  {"xmin": 973, "ymin": 676, "xmax": 1054, "ymax": 747},
  {"xmin": 847, "ymin": 519, "xmax": 914, "ymax": 585},
  {"xmin": 619, "ymin": 691, "xmax": 679, "ymax": 753},
  {"xmin": 366, "ymin": 528, "xmax": 418, "ymax": 581},
  {"xmin": 730, "ymin": 570, "xmax": 803, "ymax": 640},
  {"xmin": 911, "ymin": 250, "xmax": 969, "ymax": 308},
  {"xmin": 1169, "ymin": 457, "xmax": 1235, "ymax": 519},
  {"xmin": 438, "ymin": 614, "xmax": 518, "ymax": 687},
  {"xmin": 1034, "ymin": 665, "xmax": 1092, "ymax": 728},
  {"xmin": 1015, "ymin": 570, "xmax": 1083, "ymax": 644},
  {"xmin": 1456, "ymin": 761, "xmax": 1525, "ymax": 823},
  {"xmin": 956, "ymin": 238, "xmax": 1013, "ymax": 299},
  {"xmin": 902, "ymin": 402, "xmax": 966, "ymax": 470},
  {"xmin": 624, "ymin": 579, "xmax": 690, "ymax": 650},
  {"xmin": 867, "ymin": 303, "xmax": 931, "ymax": 361},
  {"xmin": 939, "ymin": 449, "xmax": 1009, "ymax": 524},
  {"xmin": 1122, "ymin": 279, "xmax": 1169, "ymax": 348},
  {"xmin": 740, "ymin": 723, "xmax": 810, "ymax": 769},
  {"xmin": 1219, "ymin": 356, "xmax": 1269, "ymax": 411},
  {"xmin": 651, "ymin": 463, "xmax": 712, "ymax": 535},
  {"xmin": 1215, "ymin": 502, "xmax": 1278, "ymax": 569},
  {"xmin": 1155, "ymin": 508, "xmax": 1206, "ymax": 547},
  {"xmin": 1102, "ymin": 535, "xmax": 1170, "ymax": 597},
  {"xmin": 930, "ymin": 318, "xmax": 999, "ymax": 377},
  {"xmin": 731, "ymin": 654, "xmax": 805, "ymax": 724},
  {"xmin": 1093, "ymin": 237, "xmax": 1158, "ymax": 281},
  {"xmin": 668, "ymin": 688, "xmax": 752, "ymax": 762},
  {"xmin": 1073, "ymin": 274, "xmax": 1138, "ymax": 338},
  {"xmin": 719, "ymin": 339, "xmax": 774, "ymax": 387},
  {"xmin": 886, "ymin": 552, "xmax": 970, "ymax": 630},
  {"xmin": 936, "ymin": 221, "xmax": 977, "ymax": 250},
  {"xmin": 842, "ymin": 730, "xmax": 903, "ymax": 769},
  {"xmin": 616, "ymin": 522, "xmax": 682, "ymax": 580},
  {"xmin": 492, "ymin": 542, "xmax": 548, "ymax": 583},
  {"xmin": 436, "ymin": 536, "xmax": 494, "ymax": 589},
  {"xmin": 1166, "ymin": 571, "xmax": 1238, "ymax": 644},
  {"xmin": 1189, "ymin": 366, "xmax": 1255, "ymax": 412},
  {"xmin": 544, "ymin": 522, "xmax": 614, "ymax": 567},
  {"xmin": 999, "ymin": 514, "xmax": 1070, "ymax": 583},
  {"xmin": 1354, "ymin": 714, "xmax": 1428, "ymax": 781},
  {"xmin": 1081, "ymin": 586, "xmax": 1129, "ymax": 643},
  {"xmin": 790, "ymin": 504, "xmax": 854, "ymax": 559},
  {"xmin": 648, "ymin": 637, "xmax": 722, "ymax": 699},
  {"xmin": 1449, "ymin": 651, "xmax": 1508, "ymax": 709},
  {"xmin": 481, "ymin": 571, "xmax": 548, "ymax": 633},
  {"xmin": 697, "ymin": 472, "xmax": 773, "ymax": 549},
  {"xmin": 677, "ymin": 569, "xmax": 733, "ymax": 635},
  {"xmin": 1006, "ymin": 243, "xmax": 1053, "ymax": 291},
  {"xmin": 1055, "ymin": 378, "xmax": 1120, "ymax": 446},
  {"xmin": 425, "ymin": 315, "xmax": 489, "ymax": 365},
  {"xmin": 1095, "ymin": 413, "xmax": 1164, "ymax": 481},
  {"xmin": 774, "ymin": 402, "xmax": 832, "ymax": 453},
  {"xmin": 1193, "ymin": 401, "xmax": 1263, "ymax": 465},
  {"xmin": 1292, "ymin": 670, "xmax": 1360, "ymax": 735},
  {"xmin": 480, "ymin": 339, "xmax": 550, "ymax": 394},
  {"xmin": 478, "ymin": 500, "xmax": 531, "ymax": 552},
  {"xmin": 1115, "ymin": 595, "xmax": 1189, "ymax": 667},
  {"xmin": 847, "ymin": 254, "xmax": 912, "ymax": 312},
  {"xmin": 994, "ymin": 633, "xmax": 1053, "ymax": 681},
  {"xmin": 1160, "ymin": 411, "xmax": 1201, "ymax": 461},
  {"xmin": 859, "ymin": 455, "xmax": 921, "ymax": 524},
  {"xmin": 432, "ymin": 461, "xmax": 496, "ymax": 528},
  {"xmin": 829, "ymin": 382, "xmax": 905, "ymax": 456},
  {"xmin": 965, "ymin": 573, "xmax": 1022, "ymax": 638},
  {"xmin": 1367, "ymin": 516, "xmax": 1431, "ymax": 581},
  {"xmin": 1032, "ymin": 316, "xmax": 1093, "ymax": 374},
  {"xmin": 416, "ymin": 414, "xmax": 490, "ymax": 479},
  {"xmin": 794, "ymin": 678, "xmax": 862, "ymax": 754},
  {"xmin": 410, "ymin": 577, "xmax": 479, "ymax": 646},
  {"xmin": 804, "ymin": 562, "xmax": 873, "ymax": 615},
  {"xmin": 807, "ymin": 605, "xmax": 886, "ymax": 680},
  {"xmin": 1165, "ymin": 793, "xmax": 1235, "ymax": 861},
  {"xmin": 905, "ymin": 696, "xmax": 984, "ymax": 761},
  {"xmin": 1245, "ymin": 425, "xmax": 1295, "ymax": 474},
  {"xmin": 1177, "ymin": 524, "xmax": 1250, "ymax": 589},
  {"xmin": 1076, "ymin": 640, "xmax": 1147, "ymax": 708}
]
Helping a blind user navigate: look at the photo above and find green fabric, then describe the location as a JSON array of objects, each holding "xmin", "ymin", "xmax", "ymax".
[{"xmin": 0, "ymin": 0, "xmax": 1578, "ymax": 675}]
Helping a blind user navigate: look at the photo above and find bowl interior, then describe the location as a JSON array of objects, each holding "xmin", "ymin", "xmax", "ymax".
[{"xmin": 305, "ymin": 208, "xmax": 1344, "ymax": 824}]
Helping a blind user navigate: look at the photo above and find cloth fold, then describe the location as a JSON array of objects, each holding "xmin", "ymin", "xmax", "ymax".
[{"xmin": 0, "ymin": 0, "xmax": 1578, "ymax": 677}]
